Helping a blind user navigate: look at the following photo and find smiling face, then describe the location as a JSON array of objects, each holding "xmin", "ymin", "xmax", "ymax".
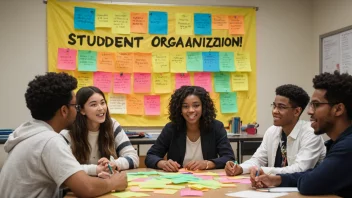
[
  {"xmin": 181, "ymin": 94, "xmax": 202, "ymax": 127},
  {"xmin": 272, "ymin": 95, "xmax": 299, "ymax": 127},
  {"xmin": 80, "ymin": 93, "xmax": 107, "ymax": 130}
]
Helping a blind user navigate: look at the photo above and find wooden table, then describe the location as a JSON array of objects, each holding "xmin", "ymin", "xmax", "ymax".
[{"xmin": 65, "ymin": 168, "xmax": 340, "ymax": 198}]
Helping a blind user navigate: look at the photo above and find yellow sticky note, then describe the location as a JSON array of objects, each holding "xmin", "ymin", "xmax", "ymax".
[
  {"xmin": 235, "ymin": 52, "xmax": 251, "ymax": 72},
  {"xmin": 164, "ymin": 185, "xmax": 186, "ymax": 189},
  {"xmin": 176, "ymin": 13, "xmax": 193, "ymax": 35},
  {"xmin": 221, "ymin": 183, "xmax": 237, "ymax": 187},
  {"xmin": 231, "ymin": 73, "xmax": 249, "ymax": 91},
  {"xmin": 95, "ymin": 9, "xmax": 112, "ymax": 27},
  {"xmin": 126, "ymin": 95, "xmax": 144, "ymax": 115},
  {"xmin": 154, "ymin": 189, "xmax": 178, "ymax": 194},
  {"xmin": 108, "ymin": 94, "xmax": 127, "ymax": 114},
  {"xmin": 170, "ymin": 52, "xmax": 186, "ymax": 73},
  {"xmin": 111, "ymin": 191, "xmax": 150, "ymax": 198},
  {"xmin": 153, "ymin": 73, "xmax": 172, "ymax": 94},
  {"xmin": 152, "ymin": 52, "xmax": 169, "ymax": 73},
  {"xmin": 112, "ymin": 11, "xmax": 130, "ymax": 34},
  {"xmin": 74, "ymin": 72, "xmax": 93, "ymax": 92}
]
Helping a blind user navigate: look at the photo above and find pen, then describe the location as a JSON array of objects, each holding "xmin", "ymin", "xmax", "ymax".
[
  {"xmin": 255, "ymin": 166, "xmax": 261, "ymax": 177},
  {"xmin": 107, "ymin": 164, "xmax": 114, "ymax": 175},
  {"xmin": 232, "ymin": 160, "xmax": 238, "ymax": 171}
]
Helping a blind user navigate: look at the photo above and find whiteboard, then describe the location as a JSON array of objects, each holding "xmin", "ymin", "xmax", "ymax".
[{"xmin": 320, "ymin": 25, "xmax": 352, "ymax": 74}]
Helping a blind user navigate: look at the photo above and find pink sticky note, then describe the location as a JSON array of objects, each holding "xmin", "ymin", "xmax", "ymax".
[
  {"xmin": 133, "ymin": 73, "xmax": 151, "ymax": 93},
  {"xmin": 175, "ymin": 73, "xmax": 191, "ymax": 90},
  {"xmin": 131, "ymin": 178, "xmax": 150, "ymax": 182},
  {"xmin": 113, "ymin": 73, "xmax": 131, "ymax": 94},
  {"xmin": 57, "ymin": 48, "xmax": 77, "ymax": 70},
  {"xmin": 195, "ymin": 175, "xmax": 213, "ymax": 180},
  {"xmin": 194, "ymin": 72, "xmax": 212, "ymax": 92},
  {"xmin": 144, "ymin": 95, "xmax": 160, "ymax": 115},
  {"xmin": 93, "ymin": 72, "xmax": 112, "ymax": 93},
  {"xmin": 180, "ymin": 188, "xmax": 203, "ymax": 197},
  {"xmin": 232, "ymin": 178, "xmax": 251, "ymax": 184},
  {"xmin": 219, "ymin": 178, "xmax": 236, "ymax": 183},
  {"xmin": 218, "ymin": 172, "xmax": 227, "ymax": 176}
]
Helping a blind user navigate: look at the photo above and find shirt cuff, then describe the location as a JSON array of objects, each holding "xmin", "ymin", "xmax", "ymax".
[{"xmin": 86, "ymin": 164, "xmax": 98, "ymax": 176}]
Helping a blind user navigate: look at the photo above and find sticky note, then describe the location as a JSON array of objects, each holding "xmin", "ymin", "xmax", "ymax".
[
  {"xmin": 180, "ymin": 188, "xmax": 203, "ymax": 196},
  {"xmin": 153, "ymin": 73, "xmax": 171, "ymax": 93},
  {"xmin": 170, "ymin": 53, "xmax": 187, "ymax": 73},
  {"xmin": 144, "ymin": 95, "xmax": 160, "ymax": 115},
  {"xmin": 97, "ymin": 52, "xmax": 116, "ymax": 72},
  {"xmin": 235, "ymin": 52, "xmax": 251, "ymax": 71},
  {"xmin": 219, "ymin": 52, "xmax": 235, "ymax": 72},
  {"xmin": 129, "ymin": 187, "xmax": 154, "ymax": 192},
  {"xmin": 202, "ymin": 52, "xmax": 220, "ymax": 72},
  {"xmin": 131, "ymin": 12, "xmax": 148, "ymax": 34},
  {"xmin": 78, "ymin": 50, "xmax": 97, "ymax": 71},
  {"xmin": 176, "ymin": 13, "xmax": 193, "ymax": 35},
  {"xmin": 116, "ymin": 52, "xmax": 133, "ymax": 73},
  {"xmin": 175, "ymin": 73, "xmax": 191, "ymax": 89},
  {"xmin": 152, "ymin": 53, "xmax": 169, "ymax": 73},
  {"xmin": 194, "ymin": 72, "xmax": 212, "ymax": 92},
  {"xmin": 126, "ymin": 94, "xmax": 144, "ymax": 115},
  {"xmin": 108, "ymin": 94, "xmax": 127, "ymax": 114},
  {"xmin": 133, "ymin": 73, "xmax": 151, "ymax": 93},
  {"xmin": 113, "ymin": 73, "xmax": 131, "ymax": 94},
  {"xmin": 186, "ymin": 52, "xmax": 203, "ymax": 71},
  {"xmin": 194, "ymin": 13, "xmax": 211, "ymax": 35},
  {"xmin": 229, "ymin": 15, "xmax": 245, "ymax": 35},
  {"xmin": 112, "ymin": 11, "xmax": 130, "ymax": 34},
  {"xmin": 57, "ymin": 48, "xmax": 77, "ymax": 70},
  {"xmin": 74, "ymin": 7, "xmax": 95, "ymax": 31},
  {"xmin": 149, "ymin": 11, "xmax": 168, "ymax": 35},
  {"xmin": 231, "ymin": 73, "xmax": 248, "ymax": 91},
  {"xmin": 214, "ymin": 72, "xmax": 231, "ymax": 92},
  {"xmin": 75, "ymin": 72, "xmax": 93, "ymax": 91},
  {"xmin": 111, "ymin": 191, "xmax": 149, "ymax": 198},
  {"xmin": 220, "ymin": 92, "xmax": 238, "ymax": 113},
  {"xmin": 134, "ymin": 53, "xmax": 152, "ymax": 73},
  {"xmin": 212, "ymin": 15, "xmax": 228, "ymax": 30},
  {"xmin": 93, "ymin": 72, "xmax": 112, "ymax": 93},
  {"xmin": 95, "ymin": 9, "xmax": 112, "ymax": 27}
]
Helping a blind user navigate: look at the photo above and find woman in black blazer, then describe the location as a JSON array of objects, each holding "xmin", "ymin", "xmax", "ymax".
[{"xmin": 145, "ymin": 86, "xmax": 235, "ymax": 172}]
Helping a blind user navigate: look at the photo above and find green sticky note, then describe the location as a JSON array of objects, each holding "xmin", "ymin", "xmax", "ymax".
[
  {"xmin": 186, "ymin": 52, "xmax": 203, "ymax": 71},
  {"xmin": 139, "ymin": 183, "xmax": 166, "ymax": 189},
  {"xmin": 220, "ymin": 92, "xmax": 238, "ymax": 113},
  {"xmin": 111, "ymin": 191, "xmax": 150, "ymax": 198},
  {"xmin": 220, "ymin": 52, "xmax": 235, "ymax": 72},
  {"xmin": 214, "ymin": 72, "xmax": 231, "ymax": 92},
  {"xmin": 78, "ymin": 50, "xmax": 97, "ymax": 71}
]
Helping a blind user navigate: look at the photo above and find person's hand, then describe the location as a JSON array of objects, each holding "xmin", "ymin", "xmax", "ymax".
[
  {"xmin": 249, "ymin": 167, "xmax": 281, "ymax": 188},
  {"xmin": 96, "ymin": 163, "xmax": 107, "ymax": 175},
  {"xmin": 157, "ymin": 159, "xmax": 180, "ymax": 172},
  {"xmin": 98, "ymin": 157, "xmax": 120, "ymax": 172},
  {"xmin": 184, "ymin": 160, "xmax": 207, "ymax": 171},
  {"xmin": 98, "ymin": 157, "xmax": 109, "ymax": 165},
  {"xmin": 225, "ymin": 161, "xmax": 243, "ymax": 176},
  {"xmin": 108, "ymin": 171, "xmax": 127, "ymax": 192}
]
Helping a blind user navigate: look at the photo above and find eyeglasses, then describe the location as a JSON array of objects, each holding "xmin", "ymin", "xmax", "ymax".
[
  {"xmin": 271, "ymin": 103, "xmax": 296, "ymax": 112},
  {"xmin": 67, "ymin": 104, "xmax": 80, "ymax": 112},
  {"xmin": 309, "ymin": 102, "xmax": 337, "ymax": 111}
]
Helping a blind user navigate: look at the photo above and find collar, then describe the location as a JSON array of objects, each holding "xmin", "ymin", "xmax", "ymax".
[{"xmin": 286, "ymin": 120, "xmax": 303, "ymax": 140}]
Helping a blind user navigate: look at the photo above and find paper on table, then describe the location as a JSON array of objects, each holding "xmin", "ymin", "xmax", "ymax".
[
  {"xmin": 180, "ymin": 188, "xmax": 203, "ymax": 196},
  {"xmin": 226, "ymin": 190, "xmax": 288, "ymax": 198},
  {"xmin": 111, "ymin": 191, "xmax": 150, "ymax": 198},
  {"xmin": 154, "ymin": 189, "xmax": 178, "ymax": 194},
  {"xmin": 257, "ymin": 187, "xmax": 299, "ymax": 193}
]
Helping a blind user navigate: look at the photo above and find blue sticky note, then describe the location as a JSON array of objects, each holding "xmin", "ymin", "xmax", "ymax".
[
  {"xmin": 74, "ymin": 7, "xmax": 95, "ymax": 31},
  {"xmin": 186, "ymin": 52, "xmax": 203, "ymax": 71},
  {"xmin": 149, "ymin": 11, "xmax": 168, "ymax": 35},
  {"xmin": 194, "ymin": 13, "xmax": 212, "ymax": 35},
  {"xmin": 220, "ymin": 92, "xmax": 238, "ymax": 113},
  {"xmin": 214, "ymin": 72, "xmax": 231, "ymax": 92},
  {"xmin": 78, "ymin": 50, "xmax": 97, "ymax": 71},
  {"xmin": 202, "ymin": 52, "xmax": 219, "ymax": 72}
]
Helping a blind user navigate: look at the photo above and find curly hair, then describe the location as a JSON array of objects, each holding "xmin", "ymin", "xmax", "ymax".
[
  {"xmin": 25, "ymin": 72, "xmax": 77, "ymax": 121},
  {"xmin": 313, "ymin": 71, "xmax": 352, "ymax": 120},
  {"xmin": 276, "ymin": 84, "xmax": 310, "ymax": 115},
  {"xmin": 168, "ymin": 86, "xmax": 216, "ymax": 131}
]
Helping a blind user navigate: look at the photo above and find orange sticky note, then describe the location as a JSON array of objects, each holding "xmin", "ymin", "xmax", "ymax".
[
  {"xmin": 57, "ymin": 48, "xmax": 77, "ymax": 70},
  {"xmin": 113, "ymin": 73, "xmax": 131, "ymax": 94},
  {"xmin": 127, "ymin": 94, "xmax": 144, "ymax": 115},
  {"xmin": 133, "ymin": 53, "xmax": 152, "ymax": 73},
  {"xmin": 144, "ymin": 95, "xmax": 160, "ymax": 115},
  {"xmin": 116, "ymin": 52, "xmax": 133, "ymax": 73},
  {"xmin": 93, "ymin": 72, "xmax": 112, "ymax": 93},
  {"xmin": 97, "ymin": 52, "xmax": 116, "ymax": 72},
  {"xmin": 133, "ymin": 73, "xmax": 151, "ymax": 93},
  {"xmin": 131, "ymin": 12, "xmax": 148, "ymax": 34},
  {"xmin": 229, "ymin": 15, "xmax": 245, "ymax": 35},
  {"xmin": 212, "ymin": 15, "xmax": 229, "ymax": 30}
]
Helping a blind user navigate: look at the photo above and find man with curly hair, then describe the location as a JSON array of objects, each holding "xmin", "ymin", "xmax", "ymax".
[
  {"xmin": 225, "ymin": 84, "xmax": 325, "ymax": 176},
  {"xmin": 251, "ymin": 71, "xmax": 352, "ymax": 197},
  {"xmin": 145, "ymin": 86, "xmax": 235, "ymax": 172},
  {"xmin": 0, "ymin": 73, "xmax": 127, "ymax": 197}
]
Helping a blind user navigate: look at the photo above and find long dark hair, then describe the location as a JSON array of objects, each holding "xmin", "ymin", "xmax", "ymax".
[{"xmin": 70, "ymin": 86, "xmax": 117, "ymax": 164}]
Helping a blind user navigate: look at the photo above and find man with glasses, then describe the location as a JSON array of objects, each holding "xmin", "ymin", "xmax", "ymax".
[
  {"xmin": 225, "ymin": 84, "xmax": 325, "ymax": 176},
  {"xmin": 251, "ymin": 71, "xmax": 352, "ymax": 197},
  {"xmin": 0, "ymin": 72, "xmax": 127, "ymax": 197}
]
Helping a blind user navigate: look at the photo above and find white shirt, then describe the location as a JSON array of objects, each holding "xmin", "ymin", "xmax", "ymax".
[
  {"xmin": 240, "ymin": 120, "xmax": 326, "ymax": 175},
  {"xmin": 183, "ymin": 137, "xmax": 204, "ymax": 167}
]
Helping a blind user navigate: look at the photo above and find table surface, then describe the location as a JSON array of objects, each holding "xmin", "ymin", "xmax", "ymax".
[{"xmin": 65, "ymin": 168, "xmax": 339, "ymax": 198}]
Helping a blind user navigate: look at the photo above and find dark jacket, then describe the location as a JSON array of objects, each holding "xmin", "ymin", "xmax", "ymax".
[
  {"xmin": 279, "ymin": 125, "xmax": 352, "ymax": 197},
  {"xmin": 145, "ymin": 120, "xmax": 235, "ymax": 169}
]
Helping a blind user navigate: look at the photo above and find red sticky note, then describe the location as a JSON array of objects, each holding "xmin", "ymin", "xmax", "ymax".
[
  {"xmin": 113, "ymin": 73, "xmax": 131, "ymax": 94},
  {"xmin": 144, "ymin": 95, "xmax": 160, "ymax": 115},
  {"xmin": 57, "ymin": 48, "xmax": 77, "ymax": 70},
  {"xmin": 175, "ymin": 73, "xmax": 191, "ymax": 90},
  {"xmin": 93, "ymin": 72, "xmax": 112, "ymax": 93},
  {"xmin": 194, "ymin": 72, "xmax": 212, "ymax": 92},
  {"xmin": 133, "ymin": 73, "xmax": 151, "ymax": 93}
]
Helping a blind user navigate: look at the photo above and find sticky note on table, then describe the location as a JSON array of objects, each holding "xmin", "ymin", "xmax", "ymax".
[
  {"xmin": 108, "ymin": 94, "xmax": 127, "ymax": 114},
  {"xmin": 231, "ymin": 73, "xmax": 248, "ymax": 91},
  {"xmin": 116, "ymin": 52, "xmax": 134, "ymax": 73},
  {"xmin": 144, "ymin": 95, "xmax": 160, "ymax": 115},
  {"xmin": 235, "ymin": 52, "xmax": 251, "ymax": 71},
  {"xmin": 113, "ymin": 73, "xmax": 131, "ymax": 94},
  {"xmin": 194, "ymin": 72, "xmax": 212, "ymax": 92},
  {"xmin": 133, "ymin": 73, "xmax": 151, "ymax": 93},
  {"xmin": 153, "ymin": 73, "xmax": 171, "ymax": 93},
  {"xmin": 175, "ymin": 73, "xmax": 191, "ymax": 89},
  {"xmin": 57, "ymin": 48, "xmax": 77, "ymax": 70},
  {"xmin": 180, "ymin": 188, "xmax": 203, "ymax": 197},
  {"xmin": 176, "ymin": 13, "xmax": 193, "ymax": 35},
  {"xmin": 212, "ymin": 15, "xmax": 228, "ymax": 30},
  {"xmin": 220, "ymin": 52, "xmax": 235, "ymax": 72},
  {"xmin": 194, "ymin": 13, "xmax": 211, "ymax": 35},
  {"xmin": 126, "ymin": 94, "xmax": 144, "ymax": 115},
  {"xmin": 170, "ymin": 53, "xmax": 187, "ymax": 73},
  {"xmin": 154, "ymin": 189, "xmax": 178, "ymax": 195},
  {"xmin": 78, "ymin": 50, "xmax": 96, "ymax": 71},
  {"xmin": 202, "ymin": 52, "xmax": 220, "ymax": 72},
  {"xmin": 149, "ymin": 11, "xmax": 168, "ymax": 35},
  {"xmin": 186, "ymin": 52, "xmax": 203, "ymax": 71},
  {"xmin": 214, "ymin": 72, "xmax": 231, "ymax": 92},
  {"xmin": 93, "ymin": 72, "xmax": 112, "ymax": 93},
  {"xmin": 220, "ymin": 92, "xmax": 238, "ymax": 113},
  {"xmin": 97, "ymin": 52, "xmax": 116, "ymax": 72},
  {"xmin": 74, "ymin": 7, "xmax": 95, "ymax": 31},
  {"xmin": 75, "ymin": 72, "xmax": 93, "ymax": 91},
  {"xmin": 134, "ymin": 53, "xmax": 152, "ymax": 73},
  {"xmin": 112, "ymin": 11, "xmax": 130, "ymax": 34},
  {"xmin": 131, "ymin": 12, "xmax": 148, "ymax": 34},
  {"xmin": 111, "ymin": 191, "xmax": 150, "ymax": 198},
  {"xmin": 229, "ymin": 15, "xmax": 245, "ymax": 35},
  {"xmin": 152, "ymin": 53, "xmax": 169, "ymax": 73},
  {"xmin": 95, "ymin": 9, "xmax": 112, "ymax": 27}
]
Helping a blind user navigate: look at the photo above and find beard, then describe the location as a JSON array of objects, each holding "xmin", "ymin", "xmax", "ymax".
[{"xmin": 313, "ymin": 118, "xmax": 334, "ymax": 136}]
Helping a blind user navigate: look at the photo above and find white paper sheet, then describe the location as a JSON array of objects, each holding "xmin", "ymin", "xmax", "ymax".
[{"xmin": 226, "ymin": 190, "xmax": 288, "ymax": 198}]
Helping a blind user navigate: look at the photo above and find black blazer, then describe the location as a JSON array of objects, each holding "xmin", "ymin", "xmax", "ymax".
[{"xmin": 145, "ymin": 120, "xmax": 235, "ymax": 169}]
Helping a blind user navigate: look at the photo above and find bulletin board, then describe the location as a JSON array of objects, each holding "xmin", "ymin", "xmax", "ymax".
[{"xmin": 47, "ymin": 0, "xmax": 257, "ymax": 127}]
